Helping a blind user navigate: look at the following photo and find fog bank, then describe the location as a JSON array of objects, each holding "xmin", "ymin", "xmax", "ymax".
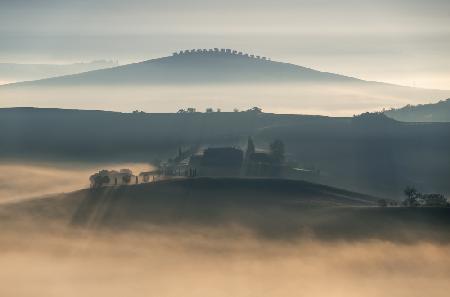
[
  {"xmin": 1, "ymin": 84, "xmax": 449, "ymax": 116},
  {"xmin": 0, "ymin": 227, "xmax": 449, "ymax": 297}
]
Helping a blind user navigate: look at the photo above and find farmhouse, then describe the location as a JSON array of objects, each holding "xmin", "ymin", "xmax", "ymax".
[
  {"xmin": 139, "ymin": 170, "xmax": 161, "ymax": 183},
  {"xmin": 88, "ymin": 137, "xmax": 319, "ymax": 187},
  {"xmin": 189, "ymin": 147, "xmax": 244, "ymax": 177},
  {"xmin": 90, "ymin": 169, "xmax": 138, "ymax": 188}
]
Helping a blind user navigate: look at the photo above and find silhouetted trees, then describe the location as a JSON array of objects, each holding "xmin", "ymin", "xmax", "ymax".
[
  {"xmin": 403, "ymin": 186, "xmax": 420, "ymax": 206},
  {"xmin": 270, "ymin": 139, "xmax": 285, "ymax": 164},
  {"xmin": 91, "ymin": 173, "xmax": 110, "ymax": 188},
  {"xmin": 174, "ymin": 106, "xmax": 268, "ymax": 114},
  {"xmin": 177, "ymin": 108, "xmax": 197, "ymax": 113},
  {"xmin": 172, "ymin": 48, "xmax": 269, "ymax": 61},
  {"xmin": 176, "ymin": 107, "xmax": 262, "ymax": 113},
  {"xmin": 246, "ymin": 107, "xmax": 262, "ymax": 113},
  {"xmin": 377, "ymin": 199, "xmax": 388, "ymax": 207},
  {"xmin": 423, "ymin": 194, "xmax": 447, "ymax": 207},
  {"xmin": 269, "ymin": 139, "xmax": 285, "ymax": 177},
  {"xmin": 245, "ymin": 137, "xmax": 255, "ymax": 160},
  {"xmin": 402, "ymin": 186, "xmax": 448, "ymax": 207}
]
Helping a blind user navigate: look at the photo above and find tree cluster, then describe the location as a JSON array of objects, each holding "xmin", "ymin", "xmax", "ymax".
[
  {"xmin": 90, "ymin": 170, "xmax": 111, "ymax": 188},
  {"xmin": 176, "ymin": 107, "xmax": 263, "ymax": 114},
  {"xmin": 402, "ymin": 186, "xmax": 448, "ymax": 207}
]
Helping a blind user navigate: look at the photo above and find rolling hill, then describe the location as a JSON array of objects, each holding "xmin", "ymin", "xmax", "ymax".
[
  {"xmin": 1, "ymin": 107, "xmax": 450, "ymax": 198},
  {"xmin": 1, "ymin": 49, "xmax": 449, "ymax": 115},
  {"xmin": 385, "ymin": 98, "xmax": 450, "ymax": 122},
  {"xmin": 1, "ymin": 50, "xmax": 363, "ymax": 86},
  {"xmin": 1, "ymin": 178, "xmax": 449, "ymax": 242}
]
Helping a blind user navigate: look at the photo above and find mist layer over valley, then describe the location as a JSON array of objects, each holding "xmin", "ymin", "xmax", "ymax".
[
  {"xmin": 0, "ymin": 60, "xmax": 118, "ymax": 85},
  {"xmin": 1, "ymin": 229, "xmax": 449, "ymax": 297},
  {"xmin": 2, "ymin": 52, "xmax": 449, "ymax": 116},
  {"xmin": 2, "ymin": 1, "xmax": 450, "ymax": 296},
  {"xmin": 1, "ymin": 179, "xmax": 449, "ymax": 297}
]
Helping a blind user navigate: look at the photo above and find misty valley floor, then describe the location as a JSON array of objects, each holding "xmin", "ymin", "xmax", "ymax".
[
  {"xmin": 1, "ymin": 178, "xmax": 450, "ymax": 297},
  {"xmin": 1, "ymin": 229, "xmax": 449, "ymax": 297}
]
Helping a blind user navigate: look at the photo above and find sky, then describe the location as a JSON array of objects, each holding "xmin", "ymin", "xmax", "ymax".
[{"xmin": 0, "ymin": 0, "xmax": 449, "ymax": 89}]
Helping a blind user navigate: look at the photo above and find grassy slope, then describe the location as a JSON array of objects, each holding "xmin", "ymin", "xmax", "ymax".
[
  {"xmin": 1, "ymin": 178, "xmax": 449, "ymax": 242},
  {"xmin": 385, "ymin": 98, "xmax": 450, "ymax": 122},
  {"xmin": 0, "ymin": 53, "xmax": 359, "ymax": 87}
]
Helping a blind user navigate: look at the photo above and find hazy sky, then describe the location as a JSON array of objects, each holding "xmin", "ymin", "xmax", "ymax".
[{"xmin": 1, "ymin": 0, "xmax": 449, "ymax": 89}]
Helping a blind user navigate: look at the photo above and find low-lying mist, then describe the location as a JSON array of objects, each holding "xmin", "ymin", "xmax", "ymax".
[
  {"xmin": 0, "ymin": 224, "xmax": 449, "ymax": 297},
  {"xmin": 1, "ymin": 164, "xmax": 449, "ymax": 296},
  {"xmin": 1, "ymin": 83, "xmax": 448, "ymax": 116},
  {"xmin": 0, "ymin": 161, "xmax": 154, "ymax": 203}
]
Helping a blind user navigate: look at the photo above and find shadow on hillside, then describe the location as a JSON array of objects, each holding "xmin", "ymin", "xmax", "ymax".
[{"xmin": 67, "ymin": 179, "xmax": 450, "ymax": 243}]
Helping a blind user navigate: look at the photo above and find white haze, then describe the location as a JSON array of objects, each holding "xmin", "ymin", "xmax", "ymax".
[
  {"xmin": 0, "ymin": 162, "xmax": 154, "ymax": 203},
  {"xmin": 1, "ymin": 84, "xmax": 449, "ymax": 116},
  {"xmin": 0, "ymin": 60, "xmax": 118, "ymax": 85}
]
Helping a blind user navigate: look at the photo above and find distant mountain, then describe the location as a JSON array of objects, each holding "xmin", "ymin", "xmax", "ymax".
[
  {"xmin": 385, "ymin": 99, "xmax": 450, "ymax": 122},
  {"xmin": 3, "ymin": 49, "xmax": 360, "ymax": 87},
  {"xmin": 0, "ymin": 60, "xmax": 118, "ymax": 84},
  {"xmin": 1, "ymin": 49, "xmax": 449, "ymax": 115}
]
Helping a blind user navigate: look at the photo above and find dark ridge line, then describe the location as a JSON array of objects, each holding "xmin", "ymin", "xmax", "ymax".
[{"xmin": 172, "ymin": 48, "xmax": 271, "ymax": 61}]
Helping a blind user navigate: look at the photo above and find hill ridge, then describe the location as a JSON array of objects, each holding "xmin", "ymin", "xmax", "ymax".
[
  {"xmin": 3, "ymin": 49, "xmax": 447, "ymax": 92},
  {"xmin": 0, "ymin": 49, "xmax": 368, "ymax": 87}
]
